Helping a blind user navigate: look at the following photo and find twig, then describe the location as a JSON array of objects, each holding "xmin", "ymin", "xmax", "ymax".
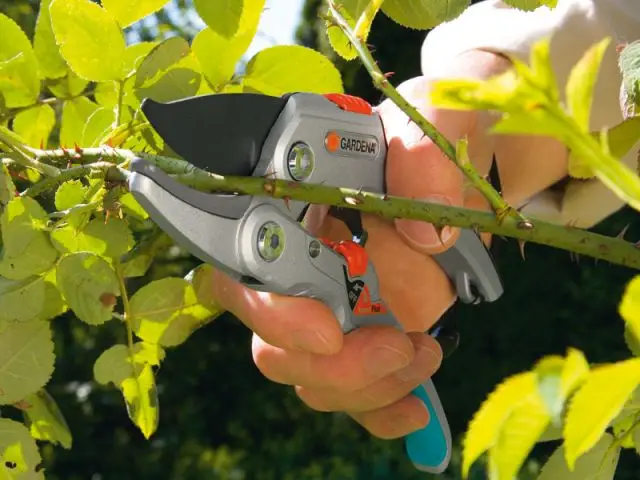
[{"xmin": 326, "ymin": 1, "xmax": 523, "ymax": 224}]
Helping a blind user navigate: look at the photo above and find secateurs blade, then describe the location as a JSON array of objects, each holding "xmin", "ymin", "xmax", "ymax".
[{"xmin": 127, "ymin": 91, "xmax": 504, "ymax": 474}]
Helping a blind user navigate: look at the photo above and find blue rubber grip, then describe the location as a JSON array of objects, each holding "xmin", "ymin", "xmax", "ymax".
[{"xmin": 405, "ymin": 379, "xmax": 452, "ymax": 474}]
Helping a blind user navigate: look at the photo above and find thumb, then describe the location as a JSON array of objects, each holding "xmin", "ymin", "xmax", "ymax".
[{"xmin": 377, "ymin": 77, "xmax": 475, "ymax": 255}]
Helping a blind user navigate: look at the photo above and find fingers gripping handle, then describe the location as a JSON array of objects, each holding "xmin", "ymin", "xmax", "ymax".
[{"xmin": 323, "ymin": 240, "xmax": 452, "ymax": 474}]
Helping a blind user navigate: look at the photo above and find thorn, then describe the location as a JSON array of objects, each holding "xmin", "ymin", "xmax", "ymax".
[
  {"xmin": 39, "ymin": 139, "xmax": 44, "ymax": 150},
  {"xmin": 74, "ymin": 143, "xmax": 83, "ymax": 154},
  {"xmin": 383, "ymin": 71, "xmax": 395, "ymax": 79},
  {"xmin": 518, "ymin": 239, "xmax": 526, "ymax": 261},
  {"xmin": 283, "ymin": 196, "xmax": 291, "ymax": 211},
  {"xmin": 433, "ymin": 224, "xmax": 447, "ymax": 248},
  {"xmin": 616, "ymin": 224, "xmax": 631, "ymax": 240}
]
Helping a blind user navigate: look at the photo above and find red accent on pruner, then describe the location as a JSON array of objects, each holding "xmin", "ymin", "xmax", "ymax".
[
  {"xmin": 323, "ymin": 93, "xmax": 373, "ymax": 116},
  {"xmin": 319, "ymin": 238, "xmax": 369, "ymax": 278}
]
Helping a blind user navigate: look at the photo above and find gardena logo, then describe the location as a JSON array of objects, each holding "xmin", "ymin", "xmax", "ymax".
[{"xmin": 324, "ymin": 130, "xmax": 379, "ymax": 159}]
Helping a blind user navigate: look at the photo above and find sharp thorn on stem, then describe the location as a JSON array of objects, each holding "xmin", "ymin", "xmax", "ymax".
[
  {"xmin": 616, "ymin": 223, "xmax": 631, "ymax": 240},
  {"xmin": 518, "ymin": 239, "xmax": 526, "ymax": 261}
]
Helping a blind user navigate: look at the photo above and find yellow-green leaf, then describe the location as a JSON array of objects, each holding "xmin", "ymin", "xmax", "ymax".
[
  {"xmin": 130, "ymin": 277, "xmax": 217, "ymax": 347},
  {"xmin": 59, "ymin": 97, "xmax": 100, "ymax": 147},
  {"xmin": 0, "ymin": 276, "xmax": 45, "ymax": 323},
  {"xmin": 56, "ymin": 252, "xmax": 120, "ymax": 325},
  {"xmin": 462, "ymin": 372, "xmax": 541, "ymax": 478},
  {"xmin": 564, "ymin": 358, "xmax": 640, "ymax": 469},
  {"xmin": 0, "ymin": 14, "xmax": 40, "ymax": 108},
  {"xmin": 134, "ymin": 37, "xmax": 190, "ymax": 89},
  {"xmin": 487, "ymin": 390, "xmax": 549, "ymax": 479},
  {"xmin": 619, "ymin": 275, "xmax": 640, "ymax": 350},
  {"xmin": 381, "ymin": 0, "xmax": 470, "ymax": 30},
  {"xmin": 192, "ymin": 0, "xmax": 265, "ymax": 88},
  {"xmin": 537, "ymin": 433, "xmax": 619, "ymax": 480},
  {"xmin": 0, "ymin": 419, "xmax": 43, "ymax": 478},
  {"xmin": 194, "ymin": 0, "xmax": 244, "ymax": 38},
  {"xmin": 51, "ymin": 217, "xmax": 134, "ymax": 259},
  {"xmin": 101, "ymin": 0, "xmax": 171, "ymax": 28},
  {"xmin": 54, "ymin": 180, "xmax": 87, "ymax": 211},
  {"xmin": 21, "ymin": 389, "xmax": 72, "ymax": 449},
  {"xmin": 326, "ymin": 0, "xmax": 369, "ymax": 61},
  {"xmin": 0, "ymin": 164, "xmax": 16, "ymax": 206},
  {"xmin": 48, "ymin": 70, "xmax": 88, "ymax": 98},
  {"xmin": 81, "ymin": 107, "xmax": 116, "ymax": 147},
  {"xmin": 243, "ymin": 45, "xmax": 343, "ymax": 97},
  {"xmin": 34, "ymin": 0, "xmax": 67, "ymax": 79},
  {"xmin": 565, "ymin": 37, "xmax": 610, "ymax": 133},
  {"xmin": 12, "ymin": 104, "xmax": 56, "ymax": 148},
  {"xmin": 50, "ymin": 0, "xmax": 126, "ymax": 82},
  {"xmin": 504, "ymin": 0, "xmax": 558, "ymax": 11},
  {"xmin": 121, "ymin": 363, "xmax": 158, "ymax": 439},
  {"xmin": 133, "ymin": 51, "xmax": 202, "ymax": 104},
  {"xmin": 0, "ymin": 319, "xmax": 55, "ymax": 405}
]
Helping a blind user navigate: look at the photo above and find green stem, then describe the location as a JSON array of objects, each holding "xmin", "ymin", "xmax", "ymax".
[
  {"xmin": 114, "ymin": 260, "xmax": 136, "ymax": 364},
  {"xmin": 354, "ymin": 0, "xmax": 385, "ymax": 40},
  {"xmin": 115, "ymin": 80, "xmax": 125, "ymax": 127},
  {"xmin": 327, "ymin": 1, "xmax": 522, "ymax": 223},
  {"xmin": 0, "ymin": 90, "xmax": 95, "ymax": 124},
  {"xmin": 0, "ymin": 131, "xmax": 61, "ymax": 177}
]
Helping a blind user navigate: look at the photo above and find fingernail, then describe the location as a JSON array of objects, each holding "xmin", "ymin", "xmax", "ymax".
[
  {"xmin": 292, "ymin": 329, "xmax": 333, "ymax": 355},
  {"xmin": 388, "ymin": 403, "xmax": 430, "ymax": 432},
  {"xmin": 365, "ymin": 345, "xmax": 411, "ymax": 377},
  {"xmin": 395, "ymin": 344, "xmax": 442, "ymax": 383},
  {"xmin": 395, "ymin": 195, "xmax": 454, "ymax": 248}
]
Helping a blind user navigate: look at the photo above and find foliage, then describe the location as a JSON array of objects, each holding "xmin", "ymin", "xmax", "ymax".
[{"xmin": 0, "ymin": 0, "xmax": 639, "ymax": 479}]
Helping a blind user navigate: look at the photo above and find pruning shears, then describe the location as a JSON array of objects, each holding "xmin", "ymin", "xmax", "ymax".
[{"xmin": 127, "ymin": 91, "xmax": 504, "ymax": 474}]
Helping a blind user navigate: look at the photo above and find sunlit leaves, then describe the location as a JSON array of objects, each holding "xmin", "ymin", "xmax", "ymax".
[
  {"xmin": 619, "ymin": 41, "xmax": 640, "ymax": 116},
  {"xmin": 243, "ymin": 46, "xmax": 344, "ymax": 96},
  {"xmin": 0, "ymin": 14, "xmax": 40, "ymax": 108},
  {"xmin": 0, "ymin": 419, "xmax": 44, "ymax": 478},
  {"xmin": 326, "ymin": 0, "xmax": 369, "ymax": 61},
  {"xmin": 381, "ymin": 0, "xmax": 470, "ymax": 30},
  {"xmin": 537, "ymin": 433, "xmax": 619, "ymax": 480},
  {"xmin": 564, "ymin": 358, "xmax": 640, "ymax": 468},
  {"xmin": 0, "ymin": 319, "xmax": 54, "ymax": 405},
  {"xmin": 48, "ymin": 70, "xmax": 88, "ymax": 99},
  {"xmin": 101, "ymin": 0, "xmax": 171, "ymax": 28},
  {"xmin": 192, "ymin": 0, "xmax": 265, "ymax": 88},
  {"xmin": 429, "ymin": 36, "xmax": 640, "ymax": 213},
  {"xmin": 59, "ymin": 97, "xmax": 100, "ymax": 147},
  {"xmin": 94, "ymin": 344, "xmax": 162, "ymax": 439},
  {"xmin": 620, "ymin": 275, "xmax": 640, "ymax": 353},
  {"xmin": 34, "ymin": 0, "xmax": 67, "ymax": 80},
  {"xmin": 56, "ymin": 253, "xmax": 120, "ymax": 325},
  {"xmin": 194, "ymin": 0, "xmax": 244, "ymax": 38},
  {"xmin": 503, "ymin": 0, "xmax": 558, "ymax": 10},
  {"xmin": 0, "ymin": 197, "xmax": 58, "ymax": 280},
  {"xmin": 12, "ymin": 104, "xmax": 56, "ymax": 148},
  {"xmin": 130, "ymin": 274, "xmax": 220, "ymax": 348},
  {"xmin": 50, "ymin": 0, "xmax": 126, "ymax": 82},
  {"xmin": 0, "ymin": 277, "xmax": 45, "ymax": 324},
  {"xmin": 21, "ymin": 389, "xmax": 73, "ymax": 449}
]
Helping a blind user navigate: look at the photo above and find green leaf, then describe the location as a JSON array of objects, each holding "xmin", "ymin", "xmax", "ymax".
[
  {"xmin": 101, "ymin": 0, "xmax": 170, "ymax": 28},
  {"xmin": 121, "ymin": 363, "xmax": 158, "ymax": 439},
  {"xmin": 134, "ymin": 37, "xmax": 190, "ymax": 89},
  {"xmin": 52, "ymin": 217, "xmax": 134, "ymax": 259},
  {"xmin": 326, "ymin": 0, "xmax": 372, "ymax": 61},
  {"xmin": 194, "ymin": 0, "xmax": 243, "ymax": 38},
  {"xmin": 37, "ymin": 274, "xmax": 68, "ymax": 322},
  {"xmin": 0, "ymin": 319, "xmax": 54, "ymax": 405},
  {"xmin": 50, "ymin": 0, "xmax": 126, "ymax": 82},
  {"xmin": 0, "ymin": 419, "xmax": 44, "ymax": 477},
  {"xmin": 59, "ymin": 97, "xmax": 100, "ymax": 147},
  {"xmin": 21, "ymin": 389, "xmax": 72, "ymax": 449},
  {"xmin": 0, "ymin": 14, "xmax": 40, "ymax": 108},
  {"xmin": 620, "ymin": 275, "xmax": 640, "ymax": 352},
  {"xmin": 192, "ymin": 0, "xmax": 265, "ymax": 88},
  {"xmin": 565, "ymin": 37, "xmax": 610, "ymax": 133},
  {"xmin": 130, "ymin": 277, "xmax": 217, "ymax": 347},
  {"xmin": 0, "ymin": 197, "xmax": 58, "ymax": 280},
  {"xmin": 533, "ymin": 348, "xmax": 589, "ymax": 424},
  {"xmin": 186, "ymin": 263, "xmax": 224, "ymax": 314},
  {"xmin": 564, "ymin": 358, "xmax": 640, "ymax": 468},
  {"xmin": 55, "ymin": 180, "xmax": 87, "ymax": 211},
  {"xmin": 619, "ymin": 41, "xmax": 640, "ymax": 113},
  {"xmin": 33, "ymin": 0, "xmax": 67, "ymax": 80},
  {"xmin": 381, "ymin": 0, "xmax": 470, "ymax": 30},
  {"xmin": 48, "ymin": 70, "xmax": 88, "ymax": 98},
  {"xmin": 93, "ymin": 344, "xmax": 160, "ymax": 439},
  {"xmin": 0, "ymin": 165, "xmax": 16, "ymax": 206},
  {"xmin": 503, "ymin": 0, "xmax": 558, "ymax": 10},
  {"xmin": 82, "ymin": 107, "xmax": 116, "ymax": 147},
  {"xmin": 243, "ymin": 45, "xmax": 343, "ymax": 97},
  {"xmin": 12, "ymin": 104, "xmax": 56, "ymax": 148},
  {"xmin": 119, "ymin": 192, "xmax": 148, "ymax": 220},
  {"xmin": 134, "ymin": 51, "xmax": 203, "ymax": 104},
  {"xmin": 0, "ymin": 276, "xmax": 45, "ymax": 323},
  {"xmin": 462, "ymin": 371, "xmax": 551, "ymax": 479},
  {"xmin": 625, "ymin": 325, "xmax": 640, "ymax": 357},
  {"xmin": 537, "ymin": 433, "xmax": 619, "ymax": 480},
  {"xmin": 56, "ymin": 252, "xmax": 120, "ymax": 325}
]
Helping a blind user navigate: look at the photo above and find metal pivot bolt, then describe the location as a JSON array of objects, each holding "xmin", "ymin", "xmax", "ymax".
[
  {"xmin": 287, "ymin": 142, "xmax": 315, "ymax": 181},
  {"xmin": 257, "ymin": 222, "xmax": 285, "ymax": 262}
]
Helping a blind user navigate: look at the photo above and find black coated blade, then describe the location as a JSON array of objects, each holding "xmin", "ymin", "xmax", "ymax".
[{"xmin": 141, "ymin": 93, "xmax": 287, "ymax": 176}]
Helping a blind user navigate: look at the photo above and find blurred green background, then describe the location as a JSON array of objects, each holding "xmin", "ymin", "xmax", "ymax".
[{"xmin": 1, "ymin": 0, "xmax": 639, "ymax": 478}]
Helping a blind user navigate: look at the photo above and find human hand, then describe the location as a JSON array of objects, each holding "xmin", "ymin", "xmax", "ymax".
[{"xmin": 210, "ymin": 49, "xmax": 565, "ymax": 439}]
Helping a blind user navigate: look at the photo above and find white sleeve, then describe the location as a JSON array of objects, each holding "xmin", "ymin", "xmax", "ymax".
[{"xmin": 420, "ymin": 0, "xmax": 640, "ymax": 228}]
